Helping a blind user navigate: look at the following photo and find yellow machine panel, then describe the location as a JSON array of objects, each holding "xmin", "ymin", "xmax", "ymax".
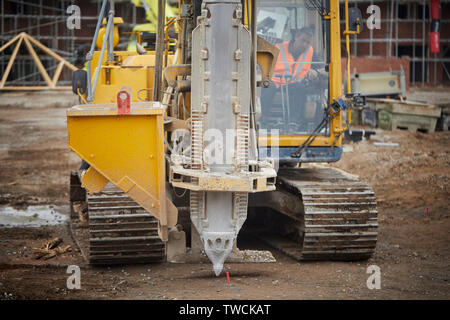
[
  {"xmin": 67, "ymin": 102, "xmax": 177, "ymax": 240},
  {"xmin": 89, "ymin": 52, "xmax": 174, "ymax": 104},
  {"xmin": 93, "ymin": 66, "xmax": 153, "ymax": 103}
]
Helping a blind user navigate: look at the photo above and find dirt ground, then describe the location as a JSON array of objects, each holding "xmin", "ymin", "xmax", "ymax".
[{"xmin": 0, "ymin": 90, "xmax": 449, "ymax": 300}]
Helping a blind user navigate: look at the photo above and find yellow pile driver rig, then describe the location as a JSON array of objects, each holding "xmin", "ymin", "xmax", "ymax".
[{"xmin": 68, "ymin": 0, "xmax": 376, "ymax": 276}]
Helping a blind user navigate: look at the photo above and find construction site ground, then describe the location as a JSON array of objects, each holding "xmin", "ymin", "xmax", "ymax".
[{"xmin": 0, "ymin": 90, "xmax": 448, "ymax": 300}]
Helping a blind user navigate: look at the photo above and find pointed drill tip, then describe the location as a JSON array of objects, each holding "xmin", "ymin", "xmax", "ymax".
[{"xmin": 213, "ymin": 263, "xmax": 223, "ymax": 277}]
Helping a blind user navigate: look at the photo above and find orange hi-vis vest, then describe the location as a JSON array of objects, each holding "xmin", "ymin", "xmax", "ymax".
[{"xmin": 272, "ymin": 41, "xmax": 314, "ymax": 87}]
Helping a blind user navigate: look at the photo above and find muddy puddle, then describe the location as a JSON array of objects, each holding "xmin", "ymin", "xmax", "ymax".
[{"xmin": 0, "ymin": 205, "xmax": 68, "ymax": 228}]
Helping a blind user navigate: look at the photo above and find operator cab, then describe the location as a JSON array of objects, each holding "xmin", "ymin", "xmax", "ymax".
[{"xmin": 257, "ymin": 0, "xmax": 329, "ymax": 136}]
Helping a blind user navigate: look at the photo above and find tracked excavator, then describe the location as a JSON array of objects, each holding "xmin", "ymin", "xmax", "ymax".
[{"xmin": 68, "ymin": 0, "xmax": 377, "ymax": 276}]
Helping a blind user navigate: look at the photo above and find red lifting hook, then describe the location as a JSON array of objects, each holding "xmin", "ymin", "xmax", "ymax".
[{"xmin": 117, "ymin": 90, "xmax": 131, "ymax": 115}]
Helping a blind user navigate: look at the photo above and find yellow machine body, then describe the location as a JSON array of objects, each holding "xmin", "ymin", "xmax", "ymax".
[
  {"xmin": 68, "ymin": 0, "xmax": 348, "ymax": 232},
  {"xmin": 69, "ymin": 23, "xmax": 178, "ymax": 239},
  {"xmin": 67, "ymin": 0, "xmax": 361, "ymax": 253}
]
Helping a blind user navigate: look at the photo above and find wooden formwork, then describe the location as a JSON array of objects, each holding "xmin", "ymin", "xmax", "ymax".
[{"xmin": 367, "ymin": 98, "xmax": 441, "ymax": 133}]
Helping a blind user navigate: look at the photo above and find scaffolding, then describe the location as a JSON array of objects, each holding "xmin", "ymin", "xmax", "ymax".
[
  {"xmin": 0, "ymin": 0, "xmax": 140, "ymax": 87},
  {"xmin": 340, "ymin": 0, "xmax": 450, "ymax": 87},
  {"xmin": 2, "ymin": 0, "xmax": 450, "ymax": 88}
]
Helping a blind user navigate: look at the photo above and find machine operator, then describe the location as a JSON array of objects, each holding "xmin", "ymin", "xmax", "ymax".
[{"xmin": 261, "ymin": 27, "xmax": 327, "ymax": 129}]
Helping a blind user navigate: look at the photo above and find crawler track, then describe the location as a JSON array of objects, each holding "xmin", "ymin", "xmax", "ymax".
[
  {"xmin": 87, "ymin": 184, "xmax": 166, "ymax": 265},
  {"xmin": 262, "ymin": 167, "xmax": 378, "ymax": 261}
]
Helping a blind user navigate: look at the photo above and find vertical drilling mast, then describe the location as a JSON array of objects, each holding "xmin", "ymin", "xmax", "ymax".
[
  {"xmin": 193, "ymin": 0, "xmax": 253, "ymax": 275},
  {"xmin": 170, "ymin": 0, "xmax": 276, "ymax": 275}
]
